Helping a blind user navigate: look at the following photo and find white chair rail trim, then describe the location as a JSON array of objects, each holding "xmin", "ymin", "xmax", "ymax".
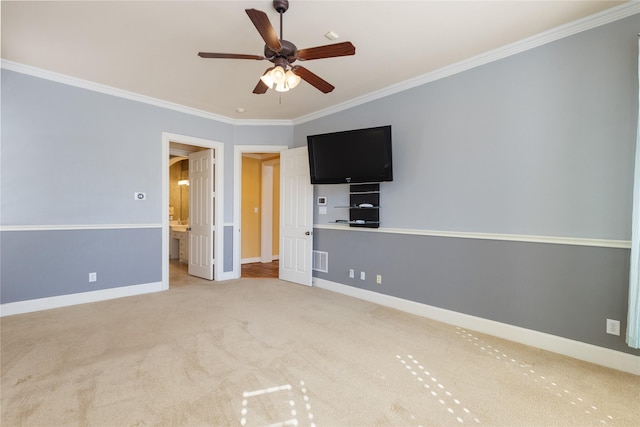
[
  {"xmin": 313, "ymin": 224, "xmax": 631, "ymax": 249},
  {"xmin": 0, "ymin": 224, "xmax": 162, "ymax": 231}
]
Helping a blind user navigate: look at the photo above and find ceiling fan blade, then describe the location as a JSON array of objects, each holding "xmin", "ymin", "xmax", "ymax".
[
  {"xmin": 253, "ymin": 80, "xmax": 269, "ymax": 94},
  {"xmin": 253, "ymin": 68, "xmax": 274, "ymax": 94},
  {"xmin": 291, "ymin": 66, "xmax": 335, "ymax": 93},
  {"xmin": 198, "ymin": 52, "xmax": 265, "ymax": 60},
  {"xmin": 245, "ymin": 8, "xmax": 282, "ymax": 53},
  {"xmin": 296, "ymin": 42, "xmax": 355, "ymax": 61}
]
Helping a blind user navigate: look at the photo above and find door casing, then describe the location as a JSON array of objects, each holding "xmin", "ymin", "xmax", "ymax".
[
  {"xmin": 162, "ymin": 133, "xmax": 224, "ymax": 288},
  {"xmin": 233, "ymin": 145, "xmax": 288, "ymax": 278}
]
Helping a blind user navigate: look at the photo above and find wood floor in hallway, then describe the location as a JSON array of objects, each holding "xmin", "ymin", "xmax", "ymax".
[
  {"xmin": 241, "ymin": 260, "xmax": 279, "ymax": 278},
  {"xmin": 169, "ymin": 259, "xmax": 279, "ymax": 287}
]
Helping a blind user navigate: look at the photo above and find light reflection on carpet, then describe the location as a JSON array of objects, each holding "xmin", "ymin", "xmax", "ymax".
[
  {"xmin": 455, "ymin": 327, "xmax": 615, "ymax": 425},
  {"xmin": 240, "ymin": 380, "xmax": 315, "ymax": 427},
  {"xmin": 397, "ymin": 354, "xmax": 481, "ymax": 425}
]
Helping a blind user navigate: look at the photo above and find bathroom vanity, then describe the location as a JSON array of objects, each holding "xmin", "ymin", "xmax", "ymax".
[{"xmin": 170, "ymin": 225, "xmax": 189, "ymax": 263}]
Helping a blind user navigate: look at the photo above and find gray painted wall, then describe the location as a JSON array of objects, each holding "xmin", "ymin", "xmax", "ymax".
[
  {"xmin": 1, "ymin": 69, "xmax": 291, "ymax": 301},
  {"xmin": 2, "ymin": 70, "xmax": 232, "ymax": 226},
  {"xmin": 314, "ymin": 228, "xmax": 637, "ymax": 354},
  {"xmin": 296, "ymin": 14, "xmax": 638, "ymax": 240},
  {"xmin": 1, "ymin": 228, "xmax": 161, "ymax": 303},
  {"xmin": 300, "ymin": 14, "xmax": 640, "ymax": 354}
]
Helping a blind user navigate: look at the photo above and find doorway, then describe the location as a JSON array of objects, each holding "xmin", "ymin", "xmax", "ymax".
[
  {"xmin": 233, "ymin": 145, "xmax": 288, "ymax": 279},
  {"xmin": 162, "ymin": 133, "xmax": 224, "ymax": 289}
]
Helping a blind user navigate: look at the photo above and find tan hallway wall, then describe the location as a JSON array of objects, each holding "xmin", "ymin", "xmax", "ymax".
[
  {"xmin": 272, "ymin": 162, "xmax": 280, "ymax": 257},
  {"xmin": 241, "ymin": 156, "xmax": 281, "ymax": 262},
  {"xmin": 241, "ymin": 157, "xmax": 261, "ymax": 260}
]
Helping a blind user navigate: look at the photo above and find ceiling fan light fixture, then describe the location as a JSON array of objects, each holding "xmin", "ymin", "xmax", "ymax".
[
  {"xmin": 285, "ymin": 70, "xmax": 301, "ymax": 89},
  {"xmin": 261, "ymin": 65, "xmax": 287, "ymax": 89},
  {"xmin": 260, "ymin": 73, "xmax": 275, "ymax": 88},
  {"xmin": 271, "ymin": 66, "xmax": 286, "ymax": 83},
  {"xmin": 274, "ymin": 81, "xmax": 290, "ymax": 92}
]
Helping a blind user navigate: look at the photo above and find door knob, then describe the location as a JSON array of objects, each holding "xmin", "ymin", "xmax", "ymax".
[{"xmin": 305, "ymin": 231, "xmax": 311, "ymax": 235}]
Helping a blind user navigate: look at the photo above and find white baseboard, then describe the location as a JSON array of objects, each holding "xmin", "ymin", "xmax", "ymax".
[
  {"xmin": 0, "ymin": 282, "xmax": 164, "ymax": 317},
  {"xmin": 314, "ymin": 278, "xmax": 640, "ymax": 376}
]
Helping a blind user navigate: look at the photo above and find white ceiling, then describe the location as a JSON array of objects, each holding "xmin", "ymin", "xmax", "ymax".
[{"xmin": 1, "ymin": 1, "xmax": 629, "ymax": 121}]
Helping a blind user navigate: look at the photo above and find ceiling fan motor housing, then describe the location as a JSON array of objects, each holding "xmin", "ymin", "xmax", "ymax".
[
  {"xmin": 264, "ymin": 40, "xmax": 298, "ymax": 64},
  {"xmin": 273, "ymin": 0, "xmax": 289, "ymax": 14}
]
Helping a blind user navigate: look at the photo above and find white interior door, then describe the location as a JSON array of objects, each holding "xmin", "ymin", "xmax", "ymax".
[
  {"xmin": 280, "ymin": 146, "xmax": 313, "ymax": 286},
  {"xmin": 189, "ymin": 149, "xmax": 215, "ymax": 280}
]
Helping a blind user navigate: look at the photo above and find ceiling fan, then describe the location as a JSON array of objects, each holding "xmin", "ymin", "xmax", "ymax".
[{"xmin": 198, "ymin": 0, "xmax": 355, "ymax": 94}]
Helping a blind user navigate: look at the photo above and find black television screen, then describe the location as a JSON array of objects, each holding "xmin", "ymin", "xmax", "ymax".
[{"xmin": 307, "ymin": 125, "xmax": 393, "ymax": 184}]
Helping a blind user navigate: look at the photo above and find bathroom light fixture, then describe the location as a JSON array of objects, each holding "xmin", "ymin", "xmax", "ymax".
[{"xmin": 178, "ymin": 179, "xmax": 189, "ymax": 186}]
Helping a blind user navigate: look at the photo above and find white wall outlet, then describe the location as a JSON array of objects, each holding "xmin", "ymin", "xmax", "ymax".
[
  {"xmin": 348, "ymin": 269, "xmax": 355, "ymax": 278},
  {"xmin": 89, "ymin": 272, "xmax": 97, "ymax": 282},
  {"xmin": 376, "ymin": 274, "xmax": 382, "ymax": 284},
  {"xmin": 606, "ymin": 319, "xmax": 620, "ymax": 336},
  {"xmin": 360, "ymin": 271, "xmax": 365, "ymax": 280},
  {"xmin": 134, "ymin": 192, "xmax": 146, "ymax": 200}
]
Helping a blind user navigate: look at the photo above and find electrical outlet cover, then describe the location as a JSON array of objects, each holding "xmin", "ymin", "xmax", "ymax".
[{"xmin": 606, "ymin": 319, "xmax": 620, "ymax": 336}]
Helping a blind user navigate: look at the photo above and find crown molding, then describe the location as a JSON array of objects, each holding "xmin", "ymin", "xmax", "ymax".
[
  {"xmin": 0, "ymin": 60, "xmax": 238, "ymax": 124},
  {"xmin": 292, "ymin": 1, "xmax": 640, "ymax": 125},
  {"xmin": 0, "ymin": 60, "xmax": 293, "ymax": 127},
  {"xmin": 2, "ymin": 2, "xmax": 637, "ymax": 127}
]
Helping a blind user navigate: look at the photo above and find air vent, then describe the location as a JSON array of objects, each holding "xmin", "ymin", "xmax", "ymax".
[{"xmin": 312, "ymin": 250, "xmax": 328, "ymax": 273}]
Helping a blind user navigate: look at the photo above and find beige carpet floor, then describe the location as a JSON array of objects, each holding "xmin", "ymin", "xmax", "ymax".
[{"xmin": 2, "ymin": 275, "xmax": 639, "ymax": 426}]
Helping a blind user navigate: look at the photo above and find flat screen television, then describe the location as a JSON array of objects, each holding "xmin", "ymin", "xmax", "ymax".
[{"xmin": 307, "ymin": 125, "xmax": 393, "ymax": 184}]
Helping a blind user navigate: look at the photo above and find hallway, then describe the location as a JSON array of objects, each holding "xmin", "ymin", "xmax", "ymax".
[
  {"xmin": 169, "ymin": 260, "xmax": 279, "ymax": 287},
  {"xmin": 241, "ymin": 261, "xmax": 279, "ymax": 278}
]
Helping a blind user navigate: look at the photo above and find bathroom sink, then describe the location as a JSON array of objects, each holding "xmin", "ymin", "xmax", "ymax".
[{"xmin": 170, "ymin": 225, "xmax": 189, "ymax": 233}]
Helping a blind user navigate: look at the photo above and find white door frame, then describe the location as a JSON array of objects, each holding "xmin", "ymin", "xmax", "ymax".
[
  {"xmin": 162, "ymin": 132, "xmax": 224, "ymax": 289},
  {"xmin": 233, "ymin": 145, "xmax": 288, "ymax": 278}
]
